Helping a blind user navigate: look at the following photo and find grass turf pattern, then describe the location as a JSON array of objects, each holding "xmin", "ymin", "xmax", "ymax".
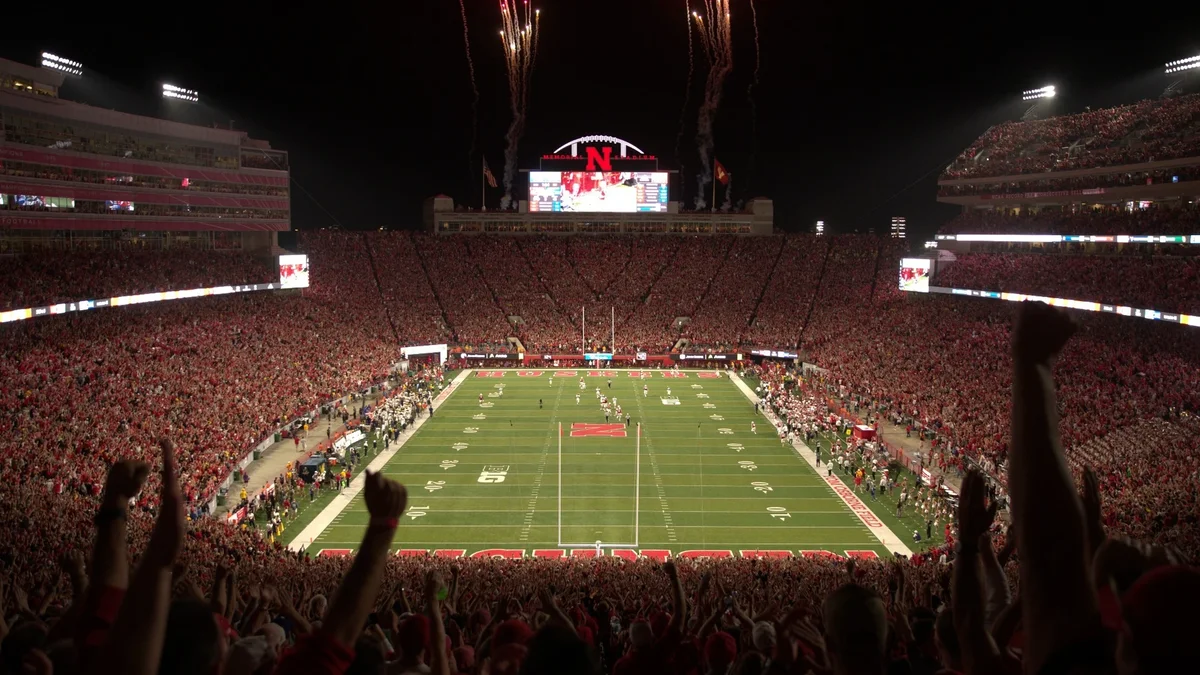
[{"xmin": 308, "ymin": 370, "xmax": 891, "ymax": 558}]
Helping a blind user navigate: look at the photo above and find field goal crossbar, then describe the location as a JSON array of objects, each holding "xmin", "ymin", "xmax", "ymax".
[{"xmin": 556, "ymin": 421, "xmax": 640, "ymax": 549}]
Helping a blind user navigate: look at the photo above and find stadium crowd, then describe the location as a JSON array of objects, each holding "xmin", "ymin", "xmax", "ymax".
[
  {"xmin": 937, "ymin": 163, "xmax": 1200, "ymax": 198},
  {"xmin": 1, "ymin": 300, "xmax": 1195, "ymax": 675},
  {"xmin": 942, "ymin": 93, "xmax": 1200, "ymax": 179},
  {"xmin": 0, "ymin": 249, "xmax": 277, "ymax": 310},
  {"xmin": 933, "ymin": 251, "xmax": 1200, "ymax": 314},
  {"xmin": 937, "ymin": 205, "xmax": 1200, "ymax": 236}
]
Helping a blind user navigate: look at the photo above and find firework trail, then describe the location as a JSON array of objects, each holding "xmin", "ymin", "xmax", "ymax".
[
  {"xmin": 746, "ymin": 0, "xmax": 760, "ymax": 193},
  {"xmin": 721, "ymin": 173, "xmax": 733, "ymax": 211},
  {"xmin": 675, "ymin": 1, "xmax": 695, "ymax": 173},
  {"xmin": 460, "ymin": 0, "xmax": 480, "ymax": 179},
  {"xmin": 692, "ymin": 0, "xmax": 733, "ymax": 210},
  {"xmin": 499, "ymin": 0, "xmax": 540, "ymax": 209}
]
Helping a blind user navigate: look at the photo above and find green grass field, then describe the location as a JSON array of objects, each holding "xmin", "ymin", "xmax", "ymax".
[{"xmin": 306, "ymin": 369, "xmax": 897, "ymax": 559}]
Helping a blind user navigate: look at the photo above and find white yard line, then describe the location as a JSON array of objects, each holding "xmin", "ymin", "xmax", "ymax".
[
  {"xmin": 287, "ymin": 368, "xmax": 473, "ymax": 552},
  {"xmin": 633, "ymin": 389, "xmax": 678, "ymax": 545},
  {"xmin": 520, "ymin": 384, "xmax": 561, "ymax": 542},
  {"xmin": 728, "ymin": 373, "xmax": 913, "ymax": 556}
]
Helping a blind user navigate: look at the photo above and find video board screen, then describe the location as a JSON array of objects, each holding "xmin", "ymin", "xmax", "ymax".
[
  {"xmin": 529, "ymin": 171, "xmax": 669, "ymax": 213},
  {"xmin": 899, "ymin": 258, "xmax": 931, "ymax": 294},
  {"xmin": 279, "ymin": 254, "xmax": 310, "ymax": 289}
]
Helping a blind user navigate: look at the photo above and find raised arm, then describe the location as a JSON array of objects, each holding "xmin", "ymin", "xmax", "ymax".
[
  {"xmin": 95, "ymin": 439, "xmax": 185, "ymax": 675},
  {"xmin": 1009, "ymin": 302, "xmax": 1100, "ymax": 672},
  {"xmin": 320, "ymin": 471, "xmax": 408, "ymax": 647},
  {"xmin": 952, "ymin": 469, "xmax": 1004, "ymax": 675}
]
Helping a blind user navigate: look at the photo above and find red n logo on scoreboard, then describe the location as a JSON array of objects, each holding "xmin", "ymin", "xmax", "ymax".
[
  {"xmin": 584, "ymin": 146, "xmax": 613, "ymax": 171},
  {"xmin": 570, "ymin": 423, "xmax": 627, "ymax": 438}
]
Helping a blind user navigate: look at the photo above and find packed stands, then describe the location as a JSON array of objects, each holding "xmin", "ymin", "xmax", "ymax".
[
  {"xmin": 933, "ymin": 252, "xmax": 1200, "ymax": 314},
  {"xmin": 684, "ymin": 236, "xmax": 783, "ymax": 350},
  {"xmin": 514, "ymin": 236, "xmax": 597, "ymax": 344},
  {"xmin": 413, "ymin": 234, "xmax": 513, "ymax": 348},
  {"xmin": 619, "ymin": 236, "xmax": 733, "ymax": 351},
  {"xmin": 0, "ymin": 249, "xmax": 277, "ymax": 310},
  {"xmin": 465, "ymin": 236, "xmax": 577, "ymax": 351},
  {"xmin": 0, "ymin": 293, "xmax": 393, "ymax": 509},
  {"xmin": 938, "ymin": 205, "xmax": 1200, "ymax": 236},
  {"xmin": 937, "ymin": 163, "xmax": 1200, "ymax": 198},
  {"xmin": 942, "ymin": 93, "xmax": 1200, "ymax": 179},
  {"xmin": 742, "ymin": 235, "xmax": 828, "ymax": 347},
  {"xmin": 573, "ymin": 235, "xmax": 679, "ymax": 351}
]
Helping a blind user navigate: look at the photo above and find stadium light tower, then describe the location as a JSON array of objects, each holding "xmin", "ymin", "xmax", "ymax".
[
  {"xmin": 1021, "ymin": 85, "xmax": 1056, "ymax": 101},
  {"xmin": 162, "ymin": 83, "xmax": 199, "ymax": 103},
  {"xmin": 1021, "ymin": 85, "xmax": 1056, "ymax": 121},
  {"xmin": 1165, "ymin": 55, "xmax": 1200, "ymax": 74},
  {"xmin": 41, "ymin": 52, "xmax": 82, "ymax": 77}
]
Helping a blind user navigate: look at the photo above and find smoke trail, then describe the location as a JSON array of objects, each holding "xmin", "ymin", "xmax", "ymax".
[
  {"xmin": 499, "ymin": 1, "xmax": 539, "ymax": 209},
  {"xmin": 746, "ymin": 0, "xmax": 760, "ymax": 193},
  {"xmin": 460, "ymin": 0, "xmax": 480, "ymax": 172},
  {"xmin": 500, "ymin": 112, "xmax": 525, "ymax": 209},
  {"xmin": 692, "ymin": 1, "xmax": 733, "ymax": 210},
  {"xmin": 675, "ymin": 2, "xmax": 695, "ymax": 173},
  {"xmin": 721, "ymin": 174, "xmax": 733, "ymax": 211}
]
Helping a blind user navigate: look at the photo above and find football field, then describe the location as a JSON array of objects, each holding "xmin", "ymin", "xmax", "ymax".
[{"xmin": 305, "ymin": 369, "xmax": 898, "ymax": 559}]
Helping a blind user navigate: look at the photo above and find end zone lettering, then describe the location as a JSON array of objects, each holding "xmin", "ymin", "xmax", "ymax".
[
  {"xmin": 824, "ymin": 476, "xmax": 885, "ymax": 529},
  {"xmin": 570, "ymin": 423, "xmax": 627, "ymax": 438}
]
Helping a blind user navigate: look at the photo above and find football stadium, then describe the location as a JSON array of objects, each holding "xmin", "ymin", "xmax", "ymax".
[{"xmin": 2, "ymin": 8, "xmax": 1200, "ymax": 674}]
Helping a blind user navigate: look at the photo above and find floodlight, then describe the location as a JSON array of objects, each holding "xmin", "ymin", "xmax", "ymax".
[
  {"xmin": 162, "ymin": 83, "xmax": 199, "ymax": 103},
  {"xmin": 1022, "ymin": 85, "xmax": 1056, "ymax": 101},
  {"xmin": 41, "ymin": 52, "xmax": 82, "ymax": 77},
  {"xmin": 1165, "ymin": 55, "xmax": 1200, "ymax": 74}
]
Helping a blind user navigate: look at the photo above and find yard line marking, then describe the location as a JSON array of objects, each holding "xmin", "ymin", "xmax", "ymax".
[
  {"xmin": 520, "ymin": 380, "xmax": 561, "ymax": 542},
  {"xmin": 634, "ymin": 387, "xmax": 678, "ymax": 544}
]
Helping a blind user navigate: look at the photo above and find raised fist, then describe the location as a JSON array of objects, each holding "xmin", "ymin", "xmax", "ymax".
[
  {"xmin": 364, "ymin": 471, "xmax": 408, "ymax": 520},
  {"xmin": 104, "ymin": 460, "xmax": 150, "ymax": 502},
  {"xmin": 1012, "ymin": 301, "xmax": 1076, "ymax": 365}
]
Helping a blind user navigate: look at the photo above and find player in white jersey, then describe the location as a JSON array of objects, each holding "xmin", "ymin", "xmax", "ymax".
[
  {"xmin": 580, "ymin": 379, "xmax": 586, "ymax": 390},
  {"xmin": 751, "ymin": 421, "xmax": 757, "ymax": 434},
  {"xmin": 595, "ymin": 540, "xmax": 603, "ymax": 556},
  {"xmin": 549, "ymin": 376, "xmax": 553, "ymax": 386},
  {"xmin": 576, "ymin": 393, "xmax": 580, "ymax": 404},
  {"xmin": 595, "ymin": 387, "xmax": 601, "ymax": 398},
  {"xmin": 643, "ymin": 384, "xmax": 648, "ymax": 397},
  {"xmin": 666, "ymin": 387, "xmax": 671, "ymax": 396}
]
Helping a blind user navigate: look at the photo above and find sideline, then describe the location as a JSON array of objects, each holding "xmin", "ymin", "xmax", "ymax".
[
  {"xmin": 727, "ymin": 372, "xmax": 913, "ymax": 556},
  {"xmin": 287, "ymin": 368, "xmax": 473, "ymax": 552}
]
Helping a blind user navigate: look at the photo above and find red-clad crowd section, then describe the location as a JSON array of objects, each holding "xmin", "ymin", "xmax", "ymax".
[{"xmin": 942, "ymin": 93, "xmax": 1200, "ymax": 179}]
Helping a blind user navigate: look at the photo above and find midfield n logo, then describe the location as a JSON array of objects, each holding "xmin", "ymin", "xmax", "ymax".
[{"xmin": 569, "ymin": 422, "xmax": 627, "ymax": 438}]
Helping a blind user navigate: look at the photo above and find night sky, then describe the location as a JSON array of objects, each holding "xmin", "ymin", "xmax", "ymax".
[{"xmin": 6, "ymin": 2, "xmax": 1198, "ymax": 241}]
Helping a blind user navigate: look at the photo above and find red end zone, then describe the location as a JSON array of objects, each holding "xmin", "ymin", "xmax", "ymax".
[{"xmin": 570, "ymin": 423, "xmax": 627, "ymax": 438}]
